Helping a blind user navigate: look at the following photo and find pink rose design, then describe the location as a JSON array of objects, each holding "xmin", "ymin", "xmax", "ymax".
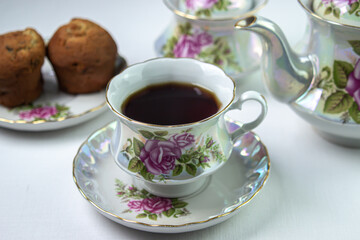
[
  {"xmin": 196, "ymin": 32, "xmax": 213, "ymax": 46},
  {"xmin": 19, "ymin": 106, "xmax": 58, "ymax": 120},
  {"xmin": 345, "ymin": 59, "xmax": 360, "ymax": 110},
  {"xmin": 185, "ymin": 0, "xmax": 219, "ymax": 10},
  {"xmin": 173, "ymin": 32, "xmax": 213, "ymax": 58},
  {"xmin": 127, "ymin": 200, "xmax": 144, "ymax": 212},
  {"xmin": 139, "ymin": 140, "xmax": 181, "ymax": 175},
  {"xmin": 169, "ymin": 132, "xmax": 195, "ymax": 149},
  {"xmin": 173, "ymin": 35, "xmax": 201, "ymax": 58},
  {"xmin": 322, "ymin": 0, "xmax": 357, "ymax": 5},
  {"xmin": 142, "ymin": 197, "xmax": 172, "ymax": 214},
  {"xmin": 328, "ymin": 0, "xmax": 358, "ymax": 7}
]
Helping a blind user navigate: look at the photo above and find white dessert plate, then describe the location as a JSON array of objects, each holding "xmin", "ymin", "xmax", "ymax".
[
  {"xmin": 0, "ymin": 56, "xmax": 126, "ymax": 131},
  {"xmin": 73, "ymin": 121, "xmax": 270, "ymax": 233}
]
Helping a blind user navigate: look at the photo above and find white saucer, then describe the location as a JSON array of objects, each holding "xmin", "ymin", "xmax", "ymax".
[
  {"xmin": 73, "ymin": 121, "xmax": 270, "ymax": 233},
  {"xmin": 0, "ymin": 56, "xmax": 126, "ymax": 131}
]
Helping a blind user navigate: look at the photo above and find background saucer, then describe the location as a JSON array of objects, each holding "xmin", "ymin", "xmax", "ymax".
[
  {"xmin": 73, "ymin": 121, "xmax": 270, "ymax": 233},
  {"xmin": 0, "ymin": 56, "xmax": 126, "ymax": 131}
]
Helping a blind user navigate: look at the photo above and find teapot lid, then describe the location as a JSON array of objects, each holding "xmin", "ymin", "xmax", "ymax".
[
  {"xmin": 312, "ymin": 0, "xmax": 360, "ymax": 27},
  {"xmin": 164, "ymin": 0, "xmax": 267, "ymax": 20}
]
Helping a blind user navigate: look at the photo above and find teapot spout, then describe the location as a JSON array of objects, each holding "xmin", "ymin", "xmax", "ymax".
[{"xmin": 235, "ymin": 16, "xmax": 315, "ymax": 103}]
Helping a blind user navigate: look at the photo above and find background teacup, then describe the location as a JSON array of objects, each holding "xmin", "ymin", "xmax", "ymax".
[
  {"xmin": 106, "ymin": 58, "xmax": 267, "ymax": 198},
  {"xmin": 312, "ymin": 0, "xmax": 360, "ymax": 27},
  {"xmin": 155, "ymin": 0, "xmax": 268, "ymax": 80}
]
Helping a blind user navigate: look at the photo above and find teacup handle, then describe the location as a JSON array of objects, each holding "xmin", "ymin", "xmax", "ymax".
[{"xmin": 224, "ymin": 91, "xmax": 267, "ymax": 142}]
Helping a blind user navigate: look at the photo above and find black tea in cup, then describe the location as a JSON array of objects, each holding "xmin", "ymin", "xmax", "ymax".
[{"xmin": 121, "ymin": 82, "xmax": 220, "ymax": 125}]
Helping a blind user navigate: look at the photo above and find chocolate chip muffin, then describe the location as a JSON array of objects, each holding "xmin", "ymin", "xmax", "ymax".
[
  {"xmin": 47, "ymin": 18, "xmax": 118, "ymax": 94},
  {"xmin": 0, "ymin": 28, "xmax": 45, "ymax": 107}
]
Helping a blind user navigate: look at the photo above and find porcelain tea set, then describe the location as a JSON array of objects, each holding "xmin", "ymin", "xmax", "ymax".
[{"xmin": 73, "ymin": 0, "xmax": 360, "ymax": 233}]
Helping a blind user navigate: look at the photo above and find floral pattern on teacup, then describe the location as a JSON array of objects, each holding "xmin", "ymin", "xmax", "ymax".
[
  {"xmin": 11, "ymin": 103, "xmax": 70, "ymax": 121},
  {"xmin": 162, "ymin": 22, "xmax": 241, "ymax": 73},
  {"xmin": 185, "ymin": 0, "xmax": 231, "ymax": 17},
  {"xmin": 121, "ymin": 128, "xmax": 225, "ymax": 182},
  {"xmin": 317, "ymin": 0, "xmax": 360, "ymax": 18},
  {"xmin": 317, "ymin": 40, "xmax": 360, "ymax": 123},
  {"xmin": 115, "ymin": 179, "xmax": 190, "ymax": 220}
]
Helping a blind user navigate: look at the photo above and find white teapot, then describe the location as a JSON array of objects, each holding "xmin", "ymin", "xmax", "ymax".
[{"xmin": 235, "ymin": 0, "xmax": 360, "ymax": 147}]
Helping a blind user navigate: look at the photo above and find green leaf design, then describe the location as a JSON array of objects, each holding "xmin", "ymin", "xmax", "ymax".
[
  {"xmin": 140, "ymin": 166, "xmax": 154, "ymax": 181},
  {"xmin": 172, "ymin": 165, "xmax": 183, "ymax": 176},
  {"xmin": 141, "ymin": 189, "xmax": 149, "ymax": 195},
  {"xmin": 349, "ymin": 2, "xmax": 359, "ymax": 14},
  {"xmin": 179, "ymin": 22, "xmax": 192, "ymax": 35},
  {"xmin": 133, "ymin": 138, "xmax": 144, "ymax": 157},
  {"xmin": 333, "ymin": 8, "xmax": 341, "ymax": 18},
  {"xmin": 154, "ymin": 131, "xmax": 168, "ymax": 136},
  {"xmin": 171, "ymin": 198, "xmax": 179, "ymax": 203},
  {"xmin": 333, "ymin": 61, "xmax": 354, "ymax": 88},
  {"xmin": 324, "ymin": 6, "xmax": 332, "ymax": 15},
  {"xmin": 204, "ymin": 9, "xmax": 211, "ymax": 17},
  {"xmin": 139, "ymin": 130, "xmax": 154, "ymax": 139},
  {"xmin": 136, "ymin": 213, "xmax": 147, "ymax": 218},
  {"xmin": 128, "ymin": 157, "xmax": 144, "ymax": 172},
  {"xmin": 349, "ymin": 41, "xmax": 360, "ymax": 56},
  {"xmin": 172, "ymin": 201, "xmax": 188, "ymax": 208},
  {"xmin": 349, "ymin": 101, "xmax": 360, "ymax": 123},
  {"xmin": 178, "ymin": 154, "xmax": 191, "ymax": 163},
  {"xmin": 125, "ymin": 146, "xmax": 132, "ymax": 154},
  {"xmin": 214, "ymin": 0, "xmax": 222, "ymax": 10},
  {"xmin": 163, "ymin": 208, "xmax": 175, "ymax": 217},
  {"xmin": 185, "ymin": 163, "xmax": 197, "ymax": 176},
  {"xmin": 174, "ymin": 209, "xmax": 185, "ymax": 218},
  {"xmin": 324, "ymin": 91, "xmax": 354, "ymax": 114},
  {"xmin": 148, "ymin": 214, "xmax": 157, "ymax": 221},
  {"xmin": 321, "ymin": 66, "xmax": 332, "ymax": 80},
  {"xmin": 154, "ymin": 136, "xmax": 167, "ymax": 141}
]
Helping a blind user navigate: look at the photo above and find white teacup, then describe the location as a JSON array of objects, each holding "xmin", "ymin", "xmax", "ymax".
[{"xmin": 106, "ymin": 58, "xmax": 267, "ymax": 197}]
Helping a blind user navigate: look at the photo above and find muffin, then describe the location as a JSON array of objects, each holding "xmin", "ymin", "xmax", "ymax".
[
  {"xmin": 47, "ymin": 18, "xmax": 118, "ymax": 94},
  {"xmin": 0, "ymin": 28, "xmax": 45, "ymax": 108}
]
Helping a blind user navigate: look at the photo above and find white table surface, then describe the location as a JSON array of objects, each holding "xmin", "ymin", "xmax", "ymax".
[{"xmin": 1, "ymin": 0, "xmax": 360, "ymax": 239}]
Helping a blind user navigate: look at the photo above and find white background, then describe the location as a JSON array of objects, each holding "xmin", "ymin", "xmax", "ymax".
[{"xmin": 1, "ymin": 0, "xmax": 360, "ymax": 239}]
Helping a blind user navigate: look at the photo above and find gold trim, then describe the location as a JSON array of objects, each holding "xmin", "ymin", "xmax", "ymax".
[
  {"xmin": 298, "ymin": 0, "xmax": 360, "ymax": 29},
  {"xmin": 72, "ymin": 122, "xmax": 271, "ymax": 228},
  {"xmin": 163, "ymin": 0, "xmax": 268, "ymax": 22},
  {"xmin": 105, "ymin": 57, "xmax": 236, "ymax": 129},
  {"xmin": 0, "ymin": 101, "xmax": 106, "ymax": 125}
]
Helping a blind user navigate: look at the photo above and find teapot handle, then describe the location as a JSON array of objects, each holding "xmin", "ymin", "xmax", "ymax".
[{"xmin": 223, "ymin": 91, "xmax": 267, "ymax": 143}]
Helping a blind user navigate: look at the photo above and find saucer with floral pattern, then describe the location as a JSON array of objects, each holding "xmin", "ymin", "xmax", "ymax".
[{"xmin": 73, "ymin": 121, "xmax": 270, "ymax": 233}]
